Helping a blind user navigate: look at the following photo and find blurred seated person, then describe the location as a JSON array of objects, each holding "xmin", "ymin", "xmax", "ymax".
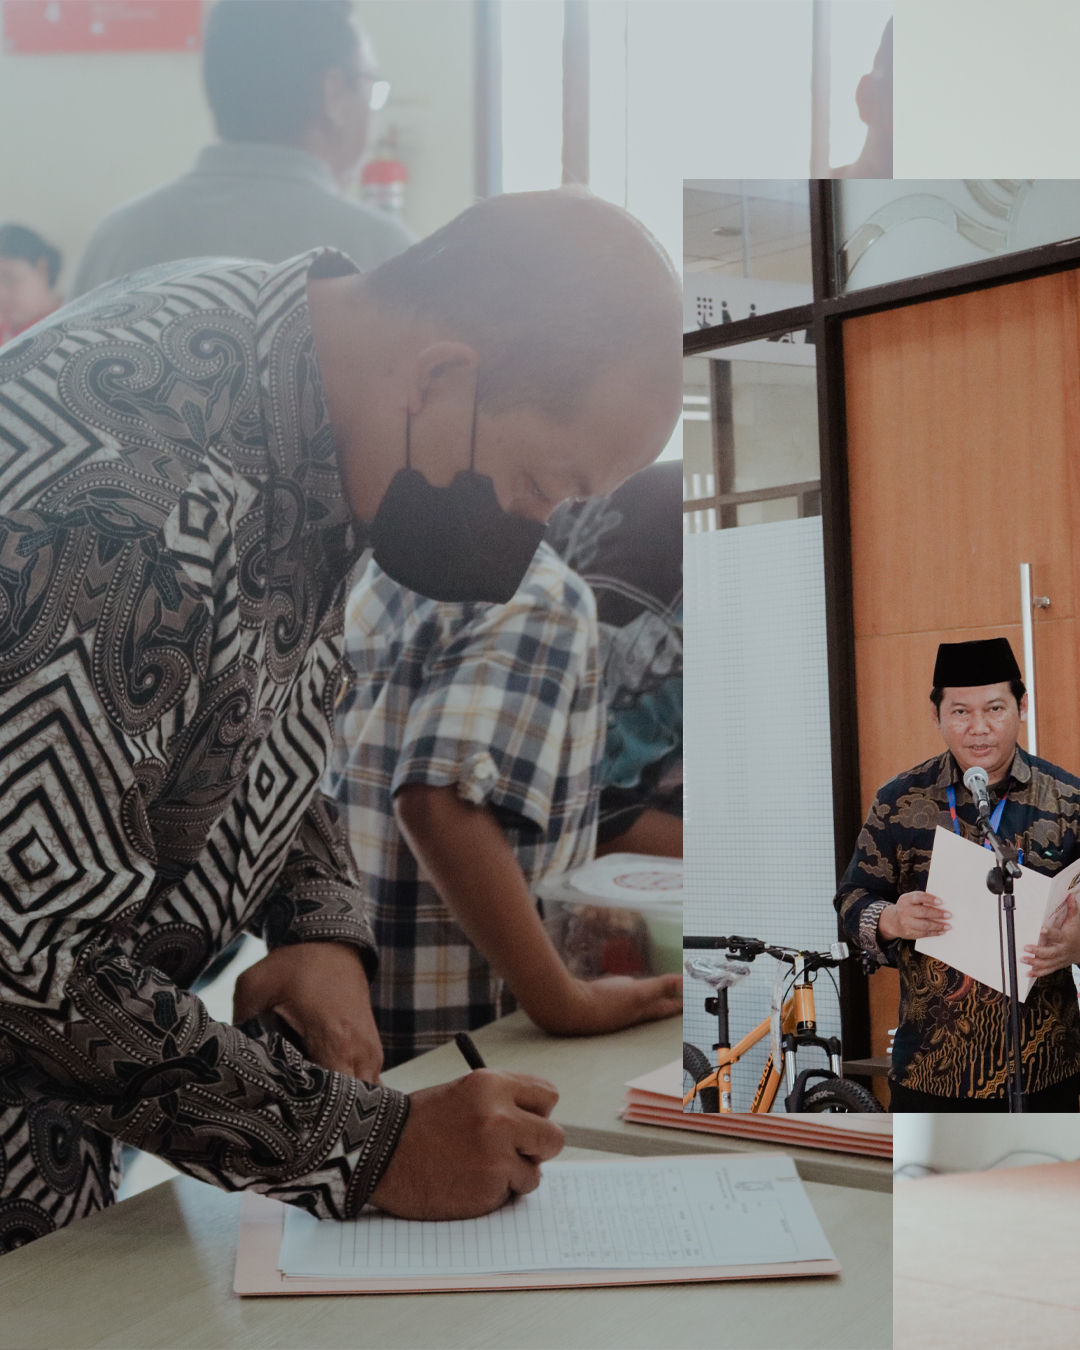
[
  {"xmin": 832, "ymin": 18, "xmax": 893, "ymax": 179},
  {"xmin": 547, "ymin": 461, "xmax": 683, "ymax": 858},
  {"xmin": 0, "ymin": 225, "xmax": 61, "ymax": 345},
  {"xmin": 72, "ymin": 0, "xmax": 411, "ymax": 297},
  {"xmin": 328, "ymin": 544, "xmax": 682, "ymax": 1069}
]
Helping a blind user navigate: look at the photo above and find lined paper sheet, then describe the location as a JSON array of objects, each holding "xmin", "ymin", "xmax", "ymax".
[{"xmin": 278, "ymin": 1154, "xmax": 835, "ymax": 1278}]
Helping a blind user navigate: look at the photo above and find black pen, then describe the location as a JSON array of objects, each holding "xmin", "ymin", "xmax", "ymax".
[{"xmin": 454, "ymin": 1031, "xmax": 487, "ymax": 1070}]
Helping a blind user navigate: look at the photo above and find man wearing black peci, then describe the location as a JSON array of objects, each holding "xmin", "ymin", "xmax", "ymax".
[{"xmin": 836, "ymin": 637, "xmax": 1080, "ymax": 1111}]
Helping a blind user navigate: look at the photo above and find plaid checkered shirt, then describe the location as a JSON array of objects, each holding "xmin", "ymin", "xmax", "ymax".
[{"xmin": 327, "ymin": 543, "xmax": 604, "ymax": 1068}]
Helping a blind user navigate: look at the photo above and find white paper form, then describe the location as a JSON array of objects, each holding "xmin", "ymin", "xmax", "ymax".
[
  {"xmin": 278, "ymin": 1153, "xmax": 835, "ymax": 1278},
  {"xmin": 917, "ymin": 827, "xmax": 1079, "ymax": 1000}
]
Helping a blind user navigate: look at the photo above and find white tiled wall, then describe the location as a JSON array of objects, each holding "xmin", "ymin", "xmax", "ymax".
[{"xmin": 683, "ymin": 516, "xmax": 839, "ymax": 1110}]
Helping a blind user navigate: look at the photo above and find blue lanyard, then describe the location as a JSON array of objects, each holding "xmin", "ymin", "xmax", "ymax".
[{"xmin": 946, "ymin": 784, "xmax": 1023, "ymax": 865}]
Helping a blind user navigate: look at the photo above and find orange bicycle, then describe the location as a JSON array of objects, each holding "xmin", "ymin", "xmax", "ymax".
[{"xmin": 682, "ymin": 935, "xmax": 883, "ymax": 1113}]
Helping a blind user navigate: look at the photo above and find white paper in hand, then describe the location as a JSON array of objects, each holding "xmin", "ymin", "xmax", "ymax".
[{"xmin": 916, "ymin": 827, "xmax": 1079, "ymax": 999}]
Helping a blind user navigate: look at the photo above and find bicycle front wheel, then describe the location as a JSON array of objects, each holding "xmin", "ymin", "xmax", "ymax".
[
  {"xmin": 682, "ymin": 1042, "xmax": 720, "ymax": 1113},
  {"xmin": 801, "ymin": 1078, "xmax": 885, "ymax": 1113}
]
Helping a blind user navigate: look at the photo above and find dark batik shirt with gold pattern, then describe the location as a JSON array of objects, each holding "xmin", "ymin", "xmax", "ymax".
[
  {"xmin": 0, "ymin": 250, "xmax": 409, "ymax": 1253},
  {"xmin": 836, "ymin": 747, "xmax": 1080, "ymax": 1099}
]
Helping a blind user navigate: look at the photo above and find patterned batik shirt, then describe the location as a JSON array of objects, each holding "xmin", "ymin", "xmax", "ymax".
[
  {"xmin": 0, "ymin": 250, "xmax": 409, "ymax": 1252},
  {"xmin": 835, "ymin": 747, "xmax": 1080, "ymax": 1098},
  {"xmin": 327, "ymin": 545, "xmax": 604, "ymax": 1069}
]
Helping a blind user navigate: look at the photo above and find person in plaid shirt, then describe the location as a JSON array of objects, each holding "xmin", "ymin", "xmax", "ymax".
[{"xmin": 328, "ymin": 542, "xmax": 682, "ymax": 1069}]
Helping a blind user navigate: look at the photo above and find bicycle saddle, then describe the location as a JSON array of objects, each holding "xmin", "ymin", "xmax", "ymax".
[{"xmin": 683, "ymin": 956, "xmax": 751, "ymax": 990}]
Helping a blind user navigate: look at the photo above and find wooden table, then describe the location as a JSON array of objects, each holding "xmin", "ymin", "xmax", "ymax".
[
  {"xmin": 382, "ymin": 1010, "xmax": 891, "ymax": 1192},
  {"xmin": 0, "ymin": 1150, "xmax": 891, "ymax": 1350},
  {"xmin": 894, "ymin": 1160, "xmax": 1080, "ymax": 1349},
  {"xmin": 0, "ymin": 1014, "xmax": 893, "ymax": 1348}
]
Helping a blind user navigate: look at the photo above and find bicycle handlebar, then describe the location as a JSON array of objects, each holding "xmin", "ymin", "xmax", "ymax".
[{"xmin": 683, "ymin": 934, "xmax": 850, "ymax": 971}]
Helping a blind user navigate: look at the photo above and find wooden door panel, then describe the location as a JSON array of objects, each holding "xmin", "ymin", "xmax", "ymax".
[
  {"xmin": 844, "ymin": 272, "xmax": 1077, "ymax": 641},
  {"xmin": 842, "ymin": 268, "xmax": 1080, "ymax": 1079}
]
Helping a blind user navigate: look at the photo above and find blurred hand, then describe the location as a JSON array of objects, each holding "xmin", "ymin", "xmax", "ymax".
[
  {"xmin": 370, "ymin": 1070, "xmax": 565, "ymax": 1219},
  {"xmin": 1022, "ymin": 893, "xmax": 1080, "ymax": 979},
  {"xmin": 534, "ymin": 973, "xmax": 683, "ymax": 1037},
  {"xmin": 233, "ymin": 941, "xmax": 384, "ymax": 1082},
  {"xmin": 877, "ymin": 892, "xmax": 951, "ymax": 942}
]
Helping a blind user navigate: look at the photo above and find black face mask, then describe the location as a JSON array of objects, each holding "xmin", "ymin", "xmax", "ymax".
[{"xmin": 370, "ymin": 395, "xmax": 546, "ymax": 605}]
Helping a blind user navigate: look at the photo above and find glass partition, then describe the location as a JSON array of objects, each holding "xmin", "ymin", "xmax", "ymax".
[
  {"xmin": 835, "ymin": 179, "xmax": 1080, "ymax": 293},
  {"xmin": 684, "ymin": 180, "xmax": 812, "ymax": 331},
  {"xmin": 682, "ymin": 356, "xmax": 715, "ymax": 532},
  {"xmin": 683, "ymin": 351, "xmax": 820, "ymax": 533}
]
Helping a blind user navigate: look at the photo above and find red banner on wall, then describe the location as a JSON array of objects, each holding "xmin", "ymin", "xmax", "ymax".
[{"xmin": 2, "ymin": 1, "xmax": 202, "ymax": 53}]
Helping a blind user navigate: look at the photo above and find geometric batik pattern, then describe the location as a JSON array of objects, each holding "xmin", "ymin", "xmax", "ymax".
[{"xmin": 0, "ymin": 250, "xmax": 409, "ymax": 1250}]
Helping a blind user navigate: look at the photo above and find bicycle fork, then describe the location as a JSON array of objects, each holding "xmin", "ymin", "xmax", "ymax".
[
  {"xmin": 783, "ymin": 956, "xmax": 843, "ymax": 1109},
  {"xmin": 705, "ymin": 987, "xmax": 733, "ymax": 1112}
]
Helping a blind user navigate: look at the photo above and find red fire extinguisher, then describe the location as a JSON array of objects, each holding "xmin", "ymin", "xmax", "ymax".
[{"xmin": 361, "ymin": 142, "xmax": 408, "ymax": 218}]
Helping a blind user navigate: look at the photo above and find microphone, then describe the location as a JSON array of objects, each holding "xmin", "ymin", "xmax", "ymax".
[{"xmin": 963, "ymin": 766, "xmax": 991, "ymax": 818}]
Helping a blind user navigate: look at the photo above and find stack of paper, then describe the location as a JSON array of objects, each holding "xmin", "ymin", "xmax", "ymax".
[
  {"xmin": 622, "ymin": 1063, "xmax": 893, "ymax": 1158},
  {"xmin": 234, "ymin": 1153, "xmax": 841, "ymax": 1294}
]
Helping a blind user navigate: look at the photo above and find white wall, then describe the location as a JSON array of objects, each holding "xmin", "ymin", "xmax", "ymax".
[
  {"xmin": 683, "ymin": 518, "xmax": 838, "ymax": 1111},
  {"xmin": 896, "ymin": 1114, "xmax": 1080, "ymax": 1174},
  {"xmin": 590, "ymin": 0, "xmax": 816, "ymax": 272},
  {"xmin": 0, "ymin": 1, "xmax": 474, "ymax": 295},
  {"xmin": 897, "ymin": 0, "xmax": 1080, "ymax": 177},
  {"xmin": 0, "ymin": 45, "xmax": 214, "ymax": 294}
]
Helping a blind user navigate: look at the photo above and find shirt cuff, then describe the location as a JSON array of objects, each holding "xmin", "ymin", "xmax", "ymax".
[
  {"xmin": 861, "ymin": 899, "xmax": 896, "ymax": 966},
  {"xmin": 394, "ymin": 752, "xmax": 551, "ymax": 833},
  {"xmin": 454, "ymin": 750, "xmax": 501, "ymax": 807},
  {"xmin": 341, "ymin": 1082, "xmax": 412, "ymax": 1216},
  {"xmin": 280, "ymin": 910, "xmax": 379, "ymax": 983}
]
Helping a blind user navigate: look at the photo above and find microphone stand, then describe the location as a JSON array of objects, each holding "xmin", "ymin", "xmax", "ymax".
[{"xmin": 977, "ymin": 810, "xmax": 1025, "ymax": 1113}]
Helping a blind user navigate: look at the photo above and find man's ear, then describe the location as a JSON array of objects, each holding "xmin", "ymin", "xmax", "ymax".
[
  {"xmin": 408, "ymin": 342, "xmax": 479, "ymax": 415},
  {"xmin": 929, "ymin": 698, "xmax": 941, "ymax": 728},
  {"xmin": 1019, "ymin": 692, "xmax": 1029, "ymax": 722}
]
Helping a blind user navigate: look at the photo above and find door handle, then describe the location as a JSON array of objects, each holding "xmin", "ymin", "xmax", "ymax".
[{"xmin": 1019, "ymin": 563, "xmax": 1041, "ymax": 756}]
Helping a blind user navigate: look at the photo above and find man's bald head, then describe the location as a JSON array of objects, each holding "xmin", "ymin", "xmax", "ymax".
[{"xmin": 363, "ymin": 187, "xmax": 682, "ymax": 420}]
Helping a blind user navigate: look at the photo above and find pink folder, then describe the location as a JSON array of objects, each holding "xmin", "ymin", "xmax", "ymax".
[{"xmin": 627, "ymin": 1063, "xmax": 893, "ymax": 1157}]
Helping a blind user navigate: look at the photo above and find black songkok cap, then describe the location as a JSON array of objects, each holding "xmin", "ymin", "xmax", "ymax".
[{"xmin": 933, "ymin": 637, "xmax": 1022, "ymax": 688}]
